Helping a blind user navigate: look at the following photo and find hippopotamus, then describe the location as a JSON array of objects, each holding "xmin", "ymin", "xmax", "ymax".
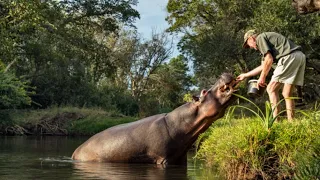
[
  {"xmin": 292, "ymin": 0, "xmax": 320, "ymax": 14},
  {"xmin": 72, "ymin": 73, "xmax": 239, "ymax": 165}
]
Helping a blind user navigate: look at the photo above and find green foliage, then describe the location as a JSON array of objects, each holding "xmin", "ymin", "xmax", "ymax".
[
  {"xmin": 0, "ymin": 110, "xmax": 13, "ymax": 127},
  {"xmin": 183, "ymin": 93, "xmax": 193, "ymax": 102},
  {"xmin": 166, "ymin": 0, "xmax": 261, "ymax": 86},
  {"xmin": 110, "ymin": 30, "xmax": 193, "ymax": 115},
  {"xmin": 111, "ymin": 30, "xmax": 174, "ymax": 99},
  {"xmin": 295, "ymin": 153, "xmax": 320, "ymax": 180},
  {"xmin": 147, "ymin": 55, "xmax": 193, "ymax": 110},
  {"xmin": 93, "ymin": 84, "xmax": 139, "ymax": 116},
  {"xmin": 0, "ymin": 69, "xmax": 32, "ymax": 109},
  {"xmin": 0, "ymin": 0, "xmax": 147, "ymax": 115},
  {"xmin": 166, "ymin": 0, "xmax": 320, "ymax": 94},
  {"xmin": 59, "ymin": 0, "xmax": 139, "ymax": 32},
  {"xmin": 0, "ymin": 0, "xmax": 198, "ymax": 116},
  {"xmin": 196, "ymin": 110, "xmax": 320, "ymax": 179}
]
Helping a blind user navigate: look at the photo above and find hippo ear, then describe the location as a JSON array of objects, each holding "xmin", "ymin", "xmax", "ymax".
[{"xmin": 200, "ymin": 89, "xmax": 207, "ymax": 96}]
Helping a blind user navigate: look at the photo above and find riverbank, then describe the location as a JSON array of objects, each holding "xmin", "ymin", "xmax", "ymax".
[
  {"xmin": 1, "ymin": 105, "xmax": 319, "ymax": 179},
  {"xmin": 195, "ymin": 108, "xmax": 320, "ymax": 179},
  {"xmin": 0, "ymin": 107, "xmax": 137, "ymax": 136}
]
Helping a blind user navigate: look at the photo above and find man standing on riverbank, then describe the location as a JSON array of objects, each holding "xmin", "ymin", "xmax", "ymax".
[{"xmin": 237, "ymin": 30, "xmax": 306, "ymax": 121}]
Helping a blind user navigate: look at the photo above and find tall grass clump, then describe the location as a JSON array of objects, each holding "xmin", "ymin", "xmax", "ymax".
[
  {"xmin": 196, "ymin": 102, "xmax": 320, "ymax": 179},
  {"xmin": 233, "ymin": 94, "xmax": 302, "ymax": 130}
]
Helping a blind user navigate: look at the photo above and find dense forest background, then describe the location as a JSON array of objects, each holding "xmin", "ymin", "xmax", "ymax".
[{"xmin": 1, "ymin": 0, "xmax": 319, "ymax": 117}]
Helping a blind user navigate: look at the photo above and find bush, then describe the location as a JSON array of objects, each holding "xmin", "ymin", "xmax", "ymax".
[{"xmin": 0, "ymin": 69, "xmax": 32, "ymax": 109}]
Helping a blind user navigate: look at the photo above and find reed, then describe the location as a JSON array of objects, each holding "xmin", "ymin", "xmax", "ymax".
[{"xmin": 232, "ymin": 94, "xmax": 305, "ymax": 130}]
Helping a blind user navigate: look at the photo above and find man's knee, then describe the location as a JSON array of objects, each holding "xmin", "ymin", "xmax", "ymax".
[
  {"xmin": 282, "ymin": 89, "xmax": 292, "ymax": 98},
  {"xmin": 266, "ymin": 86, "xmax": 273, "ymax": 95},
  {"xmin": 282, "ymin": 84, "xmax": 295, "ymax": 98},
  {"xmin": 267, "ymin": 82, "xmax": 280, "ymax": 95}
]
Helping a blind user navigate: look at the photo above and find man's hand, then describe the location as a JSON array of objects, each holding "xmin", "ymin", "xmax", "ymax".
[
  {"xmin": 236, "ymin": 73, "xmax": 247, "ymax": 81},
  {"xmin": 257, "ymin": 76, "xmax": 267, "ymax": 88},
  {"xmin": 258, "ymin": 52, "xmax": 273, "ymax": 88}
]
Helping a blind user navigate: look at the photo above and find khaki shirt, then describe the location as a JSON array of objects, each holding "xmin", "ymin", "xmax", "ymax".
[{"xmin": 256, "ymin": 32, "xmax": 301, "ymax": 62}]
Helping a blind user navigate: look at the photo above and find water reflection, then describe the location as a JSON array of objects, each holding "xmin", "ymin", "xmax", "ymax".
[
  {"xmin": 73, "ymin": 161, "xmax": 188, "ymax": 180},
  {"xmin": 0, "ymin": 136, "xmax": 217, "ymax": 180}
]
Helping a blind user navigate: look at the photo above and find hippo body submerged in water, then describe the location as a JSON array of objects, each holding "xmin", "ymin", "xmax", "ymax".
[{"xmin": 72, "ymin": 73, "xmax": 239, "ymax": 165}]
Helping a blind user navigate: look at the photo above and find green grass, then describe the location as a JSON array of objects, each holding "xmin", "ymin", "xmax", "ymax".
[{"xmin": 195, "ymin": 107, "xmax": 320, "ymax": 179}]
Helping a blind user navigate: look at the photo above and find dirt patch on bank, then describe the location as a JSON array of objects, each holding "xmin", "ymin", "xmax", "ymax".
[{"xmin": 1, "ymin": 112, "xmax": 84, "ymax": 136}]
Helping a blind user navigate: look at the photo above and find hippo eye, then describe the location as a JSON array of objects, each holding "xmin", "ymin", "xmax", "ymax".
[{"xmin": 225, "ymin": 87, "xmax": 230, "ymax": 93}]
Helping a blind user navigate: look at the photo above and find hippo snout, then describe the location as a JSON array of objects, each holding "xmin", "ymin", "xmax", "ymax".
[{"xmin": 219, "ymin": 79, "xmax": 240, "ymax": 94}]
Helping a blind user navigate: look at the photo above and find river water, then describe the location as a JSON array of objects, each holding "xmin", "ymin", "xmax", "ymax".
[{"xmin": 0, "ymin": 136, "xmax": 220, "ymax": 180}]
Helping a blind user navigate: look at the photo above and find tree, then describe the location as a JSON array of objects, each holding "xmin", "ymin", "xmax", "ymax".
[
  {"xmin": 166, "ymin": 0, "xmax": 260, "ymax": 87},
  {"xmin": 0, "ymin": 0, "xmax": 140, "ymax": 107},
  {"xmin": 110, "ymin": 30, "xmax": 173, "ymax": 101},
  {"xmin": 250, "ymin": 0, "xmax": 320, "ymax": 75},
  {"xmin": 148, "ymin": 55, "xmax": 193, "ymax": 111},
  {"xmin": 0, "ymin": 67, "xmax": 32, "ymax": 109},
  {"xmin": 166, "ymin": 0, "xmax": 320, "ymax": 90}
]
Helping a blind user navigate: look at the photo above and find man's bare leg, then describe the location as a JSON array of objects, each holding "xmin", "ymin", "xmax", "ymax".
[
  {"xmin": 267, "ymin": 81, "xmax": 282, "ymax": 121},
  {"xmin": 282, "ymin": 84, "xmax": 295, "ymax": 122}
]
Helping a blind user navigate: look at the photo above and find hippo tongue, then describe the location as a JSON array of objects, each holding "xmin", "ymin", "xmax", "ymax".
[{"xmin": 232, "ymin": 79, "xmax": 241, "ymax": 88}]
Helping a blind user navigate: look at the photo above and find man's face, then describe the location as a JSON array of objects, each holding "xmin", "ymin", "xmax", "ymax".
[{"xmin": 247, "ymin": 36, "xmax": 257, "ymax": 50}]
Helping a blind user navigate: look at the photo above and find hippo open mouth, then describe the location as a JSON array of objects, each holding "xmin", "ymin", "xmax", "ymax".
[
  {"xmin": 194, "ymin": 74, "xmax": 240, "ymax": 102},
  {"xmin": 217, "ymin": 78, "xmax": 240, "ymax": 107},
  {"xmin": 219, "ymin": 78, "xmax": 240, "ymax": 94}
]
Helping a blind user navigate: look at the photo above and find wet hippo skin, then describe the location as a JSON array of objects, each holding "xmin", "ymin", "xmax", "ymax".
[
  {"xmin": 72, "ymin": 73, "xmax": 239, "ymax": 165},
  {"xmin": 292, "ymin": 0, "xmax": 320, "ymax": 14}
]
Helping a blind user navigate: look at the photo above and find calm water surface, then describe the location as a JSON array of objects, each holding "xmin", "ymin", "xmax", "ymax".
[{"xmin": 0, "ymin": 136, "xmax": 219, "ymax": 180}]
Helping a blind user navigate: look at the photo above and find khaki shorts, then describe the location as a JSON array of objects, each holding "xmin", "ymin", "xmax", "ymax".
[{"xmin": 271, "ymin": 51, "xmax": 306, "ymax": 86}]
